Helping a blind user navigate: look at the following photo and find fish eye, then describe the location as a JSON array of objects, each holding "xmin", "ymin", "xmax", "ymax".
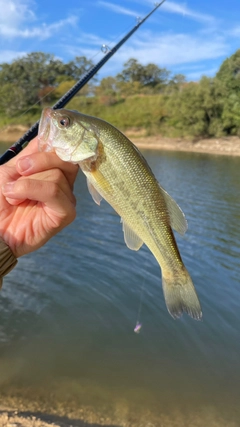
[{"xmin": 58, "ymin": 116, "xmax": 70, "ymax": 128}]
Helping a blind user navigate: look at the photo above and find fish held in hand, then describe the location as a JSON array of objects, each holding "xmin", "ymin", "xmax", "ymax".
[{"xmin": 38, "ymin": 107, "xmax": 202, "ymax": 321}]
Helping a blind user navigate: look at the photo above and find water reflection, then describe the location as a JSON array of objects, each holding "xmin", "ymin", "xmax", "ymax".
[{"xmin": 0, "ymin": 145, "xmax": 240, "ymax": 425}]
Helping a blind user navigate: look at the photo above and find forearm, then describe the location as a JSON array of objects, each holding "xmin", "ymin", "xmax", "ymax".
[{"xmin": 0, "ymin": 238, "xmax": 18, "ymax": 287}]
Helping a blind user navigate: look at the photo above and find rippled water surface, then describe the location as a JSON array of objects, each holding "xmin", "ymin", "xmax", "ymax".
[{"xmin": 0, "ymin": 144, "xmax": 240, "ymax": 426}]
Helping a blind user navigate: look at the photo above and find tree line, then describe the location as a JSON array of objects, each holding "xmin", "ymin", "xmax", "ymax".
[{"xmin": 0, "ymin": 50, "xmax": 240, "ymax": 138}]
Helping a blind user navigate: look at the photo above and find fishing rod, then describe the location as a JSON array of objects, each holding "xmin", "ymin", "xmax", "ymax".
[{"xmin": 0, "ymin": 0, "xmax": 166, "ymax": 165}]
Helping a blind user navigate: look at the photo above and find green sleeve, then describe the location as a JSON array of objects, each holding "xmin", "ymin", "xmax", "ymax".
[{"xmin": 0, "ymin": 238, "xmax": 18, "ymax": 287}]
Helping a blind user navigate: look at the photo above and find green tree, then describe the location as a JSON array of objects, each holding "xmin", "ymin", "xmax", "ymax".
[
  {"xmin": 0, "ymin": 52, "xmax": 64, "ymax": 112},
  {"xmin": 0, "ymin": 83, "xmax": 26, "ymax": 115},
  {"xmin": 0, "ymin": 53, "xmax": 95, "ymax": 115},
  {"xmin": 142, "ymin": 63, "xmax": 170, "ymax": 88},
  {"xmin": 117, "ymin": 58, "xmax": 144, "ymax": 83},
  {"xmin": 216, "ymin": 49, "xmax": 240, "ymax": 92},
  {"xmin": 116, "ymin": 58, "xmax": 170, "ymax": 90},
  {"xmin": 166, "ymin": 74, "xmax": 186, "ymax": 92},
  {"xmin": 95, "ymin": 76, "xmax": 119, "ymax": 105},
  {"xmin": 166, "ymin": 77, "xmax": 223, "ymax": 137},
  {"xmin": 63, "ymin": 56, "xmax": 94, "ymax": 81},
  {"xmin": 215, "ymin": 49, "xmax": 240, "ymax": 134},
  {"xmin": 116, "ymin": 80, "xmax": 142, "ymax": 97}
]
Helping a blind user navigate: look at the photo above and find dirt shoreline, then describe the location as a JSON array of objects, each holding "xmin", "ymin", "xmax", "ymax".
[
  {"xmin": 1, "ymin": 126, "xmax": 240, "ymax": 157},
  {"xmin": 130, "ymin": 135, "xmax": 240, "ymax": 156},
  {"xmin": 0, "ymin": 125, "xmax": 29, "ymax": 144}
]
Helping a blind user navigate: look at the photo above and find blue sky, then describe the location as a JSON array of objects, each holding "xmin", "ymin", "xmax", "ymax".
[{"xmin": 0, "ymin": 0, "xmax": 239, "ymax": 81}]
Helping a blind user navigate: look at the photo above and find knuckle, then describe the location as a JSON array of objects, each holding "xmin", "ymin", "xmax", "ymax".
[
  {"xmin": 51, "ymin": 168, "xmax": 64, "ymax": 182},
  {"xmin": 20, "ymin": 178, "xmax": 33, "ymax": 192},
  {"xmin": 68, "ymin": 206, "xmax": 77, "ymax": 223},
  {"xmin": 48, "ymin": 181, "xmax": 61, "ymax": 198},
  {"xmin": 59, "ymin": 204, "xmax": 76, "ymax": 227}
]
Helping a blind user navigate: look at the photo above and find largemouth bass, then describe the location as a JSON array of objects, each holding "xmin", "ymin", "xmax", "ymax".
[{"xmin": 38, "ymin": 107, "xmax": 202, "ymax": 320}]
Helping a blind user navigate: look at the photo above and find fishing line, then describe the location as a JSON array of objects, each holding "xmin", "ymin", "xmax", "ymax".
[
  {"xmin": 134, "ymin": 249, "xmax": 151, "ymax": 334},
  {"xmin": 20, "ymin": 8, "xmax": 153, "ymax": 116},
  {"xmin": 17, "ymin": 21, "xmax": 136, "ymax": 117},
  {"xmin": 10, "ymin": 8, "xmax": 142, "ymax": 120},
  {"xmin": 0, "ymin": 0, "xmax": 166, "ymax": 165},
  {"xmin": 134, "ymin": 276, "xmax": 145, "ymax": 334}
]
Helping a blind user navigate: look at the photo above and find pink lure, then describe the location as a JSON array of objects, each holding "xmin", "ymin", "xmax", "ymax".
[{"xmin": 134, "ymin": 322, "xmax": 142, "ymax": 334}]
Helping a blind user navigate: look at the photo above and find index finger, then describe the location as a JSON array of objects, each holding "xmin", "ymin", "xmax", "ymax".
[
  {"xmin": 16, "ymin": 151, "xmax": 79, "ymax": 189},
  {"xmin": 7, "ymin": 137, "xmax": 39, "ymax": 167}
]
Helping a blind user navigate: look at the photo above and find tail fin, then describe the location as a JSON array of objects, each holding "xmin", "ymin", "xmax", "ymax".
[{"xmin": 162, "ymin": 267, "xmax": 202, "ymax": 320}]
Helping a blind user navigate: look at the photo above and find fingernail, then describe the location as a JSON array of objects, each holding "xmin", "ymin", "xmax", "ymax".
[
  {"xmin": 2, "ymin": 182, "xmax": 15, "ymax": 194},
  {"xmin": 17, "ymin": 157, "xmax": 32, "ymax": 173}
]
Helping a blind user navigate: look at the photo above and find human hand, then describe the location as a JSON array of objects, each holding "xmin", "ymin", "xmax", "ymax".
[{"xmin": 0, "ymin": 138, "xmax": 78, "ymax": 258}]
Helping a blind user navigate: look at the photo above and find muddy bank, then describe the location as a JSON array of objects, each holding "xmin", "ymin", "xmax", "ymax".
[
  {"xmin": 0, "ymin": 385, "xmax": 238, "ymax": 427},
  {"xmin": 129, "ymin": 135, "xmax": 240, "ymax": 156},
  {"xmin": 0, "ymin": 411, "xmax": 60, "ymax": 427},
  {"xmin": 0, "ymin": 407, "xmax": 238, "ymax": 427},
  {"xmin": 1, "ymin": 125, "xmax": 240, "ymax": 156},
  {"xmin": 0, "ymin": 125, "xmax": 29, "ymax": 143}
]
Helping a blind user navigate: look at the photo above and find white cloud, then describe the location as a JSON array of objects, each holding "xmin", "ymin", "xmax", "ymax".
[
  {"xmin": 75, "ymin": 30, "xmax": 228, "ymax": 80},
  {"xmin": 0, "ymin": 0, "xmax": 35, "ymax": 31},
  {"xmin": 0, "ymin": 50, "xmax": 27, "ymax": 63},
  {"xmin": 0, "ymin": 0, "xmax": 233, "ymax": 84},
  {"xmin": 1, "ymin": 16, "xmax": 77, "ymax": 39},
  {"xmin": 161, "ymin": 1, "xmax": 215, "ymax": 24},
  {"xmin": 98, "ymin": 1, "xmax": 140, "ymax": 17},
  {"xmin": 0, "ymin": 0, "xmax": 77, "ymax": 39},
  {"xmin": 141, "ymin": 0, "xmax": 216, "ymax": 24},
  {"xmin": 113, "ymin": 31, "xmax": 227, "ymax": 66}
]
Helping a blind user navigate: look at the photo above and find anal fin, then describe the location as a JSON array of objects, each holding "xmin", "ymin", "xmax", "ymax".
[{"xmin": 121, "ymin": 219, "xmax": 143, "ymax": 251}]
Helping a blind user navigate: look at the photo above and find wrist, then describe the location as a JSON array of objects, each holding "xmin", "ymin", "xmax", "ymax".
[{"xmin": 0, "ymin": 238, "xmax": 18, "ymax": 287}]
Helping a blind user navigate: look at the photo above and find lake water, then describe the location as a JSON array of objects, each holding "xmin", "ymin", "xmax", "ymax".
[{"xmin": 0, "ymin": 144, "xmax": 240, "ymax": 426}]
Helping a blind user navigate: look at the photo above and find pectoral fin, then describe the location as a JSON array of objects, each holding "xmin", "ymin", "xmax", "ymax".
[
  {"xmin": 160, "ymin": 186, "xmax": 188, "ymax": 235},
  {"xmin": 87, "ymin": 178, "xmax": 102, "ymax": 206},
  {"xmin": 91, "ymin": 169, "xmax": 113, "ymax": 195},
  {"xmin": 86, "ymin": 170, "xmax": 113, "ymax": 206},
  {"xmin": 121, "ymin": 219, "xmax": 143, "ymax": 251}
]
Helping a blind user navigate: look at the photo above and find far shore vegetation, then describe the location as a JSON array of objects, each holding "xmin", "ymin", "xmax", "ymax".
[{"xmin": 0, "ymin": 50, "xmax": 240, "ymax": 140}]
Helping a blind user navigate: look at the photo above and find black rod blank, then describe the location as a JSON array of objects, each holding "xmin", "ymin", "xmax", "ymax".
[{"xmin": 0, "ymin": 1, "xmax": 165, "ymax": 165}]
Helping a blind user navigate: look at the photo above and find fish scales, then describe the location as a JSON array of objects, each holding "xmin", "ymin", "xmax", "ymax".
[
  {"xmin": 86, "ymin": 129, "xmax": 179, "ymax": 269},
  {"xmin": 38, "ymin": 108, "xmax": 202, "ymax": 321}
]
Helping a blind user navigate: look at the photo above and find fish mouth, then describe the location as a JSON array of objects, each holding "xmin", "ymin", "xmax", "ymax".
[{"xmin": 38, "ymin": 107, "xmax": 55, "ymax": 152}]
